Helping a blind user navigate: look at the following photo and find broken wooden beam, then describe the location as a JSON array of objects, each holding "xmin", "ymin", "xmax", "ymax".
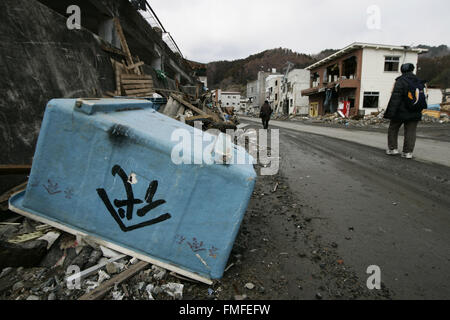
[
  {"xmin": 155, "ymin": 88, "xmax": 195, "ymax": 98},
  {"xmin": 113, "ymin": 17, "xmax": 136, "ymax": 73},
  {"xmin": 101, "ymin": 44, "xmax": 126, "ymax": 57},
  {"xmin": 66, "ymin": 254, "xmax": 127, "ymax": 286},
  {"xmin": 78, "ymin": 261, "xmax": 149, "ymax": 300},
  {"xmin": 170, "ymin": 94, "xmax": 207, "ymax": 116},
  {"xmin": 185, "ymin": 115, "xmax": 214, "ymax": 122},
  {"xmin": 0, "ymin": 165, "xmax": 32, "ymax": 176},
  {"xmin": 125, "ymin": 61, "xmax": 145, "ymax": 70}
]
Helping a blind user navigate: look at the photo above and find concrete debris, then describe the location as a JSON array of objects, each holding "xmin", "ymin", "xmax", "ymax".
[
  {"xmin": 106, "ymin": 262, "xmax": 125, "ymax": 275},
  {"xmin": 112, "ymin": 290, "xmax": 125, "ymax": 301},
  {"xmin": 37, "ymin": 232, "xmax": 61, "ymax": 250},
  {"xmin": 281, "ymin": 110, "xmax": 450, "ymax": 127},
  {"xmin": 161, "ymin": 283, "xmax": 184, "ymax": 300},
  {"xmin": 245, "ymin": 283, "xmax": 255, "ymax": 290},
  {"xmin": 97, "ymin": 270, "xmax": 111, "ymax": 285},
  {"xmin": 100, "ymin": 246, "xmax": 122, "ymax": 258},
  {"xmin": 145, "ymin": 284, "xmax": 155, "ymax": 300},
  {"xmin": 151, "ymin": 265, "xmax": 167, "ymax": 281}
]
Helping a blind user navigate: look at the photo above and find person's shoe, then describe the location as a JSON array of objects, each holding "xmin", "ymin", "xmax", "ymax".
[
  {"xmin": 386, "ymin": 149, "xmax": 400, "ymax": 156},
  {"xmin": 401, "ymin": 152, "xmax": 413, "ymax": 159}
]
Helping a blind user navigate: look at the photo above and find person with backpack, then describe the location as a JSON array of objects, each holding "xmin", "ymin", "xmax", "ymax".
[
  {"xmin": 260, "ymin": 101, "xmax": 273, "ymax": 129},
  {"xmin": 384, "ymin": 63, "xmax": 428, "ymax": 159}
]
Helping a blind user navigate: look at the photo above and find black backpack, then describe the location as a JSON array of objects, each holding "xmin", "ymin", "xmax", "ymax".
[{"xmin": 402, "ymin": 76, "xmax": 428, "ymax": 112}]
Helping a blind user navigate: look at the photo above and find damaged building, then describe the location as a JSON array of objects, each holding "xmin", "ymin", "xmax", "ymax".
[{"xmin": 301, "ymin": 43, "xmax": 428, "ymax": 117}]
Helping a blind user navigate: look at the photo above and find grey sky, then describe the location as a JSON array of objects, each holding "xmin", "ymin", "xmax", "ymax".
[{"xmin": 148, "ymin": 0, "xmax": 450, "ymax": 63}]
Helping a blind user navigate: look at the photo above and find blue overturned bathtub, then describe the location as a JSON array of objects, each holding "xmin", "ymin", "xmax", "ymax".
[{"xmin": 9, "ymin": 98, "xmax": 256, "ymax": 284}]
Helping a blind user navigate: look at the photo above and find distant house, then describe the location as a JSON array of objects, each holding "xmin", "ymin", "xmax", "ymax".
[
  {"xmin": 281, "ymin": 69, "xmax": 310, "ymax": 115},
  {"xmin": 213, "ymin": 90, "xmax": 241, "ymax": 110},
  {"xmin": 265, "ymin": 74, "xmax": 283, "ymax": 110},
  {"xmin": 301, "ymin": 43, "xmax": 428, "ymax": 117},
  {"xmin": 246, "ymin": 69, "xmax": 281, "ymax": 110}
]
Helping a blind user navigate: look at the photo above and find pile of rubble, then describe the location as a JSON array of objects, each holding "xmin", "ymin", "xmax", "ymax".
[
  {"xmin": 159, "ymin": 92, "xmax": 238, "ymax": 133},
  {"xmin": 0, "ymin": 214, "xmax": 189, "ymax": 300},
  {"xmin": 289, "ymin": 109, "xmax": 450, "ymax": 127},
  {"xmin": 289, "ymin": 111, "xmax": 389, "ymax": 128}
]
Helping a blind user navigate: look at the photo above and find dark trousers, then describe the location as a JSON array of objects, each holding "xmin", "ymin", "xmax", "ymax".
[
  {"xmin": 388, "ymin": 120, "xmax": 419, "ymax": 153},
  {"xmin": 262, "ymin": 118, "xmax": 270, "ymax": 129}
]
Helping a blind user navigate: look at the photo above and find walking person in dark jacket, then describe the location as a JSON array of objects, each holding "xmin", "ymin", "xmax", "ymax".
[
  {"xmin": 384, "ymin": 63, "xmax": 427, "ymax": 159},
  {"xmin": 260, "ymin": 101, "xmax": 273, "ymax": 129}
]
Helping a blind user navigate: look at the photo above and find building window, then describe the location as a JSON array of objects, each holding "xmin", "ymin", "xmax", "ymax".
[
  {"xmin": 363, "ymin": 92, "xmax": 380, "ymax": 108},
  {"xmin": 385, "ymin": 56, "xmax": 400, "ymax": 72},
  {"xmin": 275, "ymin": 93, "xmax": 278, "ymax": 101}
]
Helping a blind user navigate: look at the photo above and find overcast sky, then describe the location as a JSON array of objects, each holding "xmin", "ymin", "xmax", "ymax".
[{"xmin": 148, "ymin": 0, "xmax": 450, "ymax": 63}]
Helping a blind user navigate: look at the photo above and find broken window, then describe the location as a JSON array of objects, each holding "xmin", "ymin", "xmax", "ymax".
[
  {"xmin": 326, "ymin": 64, "xmax": 340, "ymax": 83},
  {"xmin": 343, "ymin": 56, "xmax": 357, "ymax": 79},
  {"xmin": 311, "ymin": 72, "xmax": 320, "ymax": 87},
  {"xmin": 385, "ymin": 56, "xmax": 400, "ymax": 72},
  {"xmin": 363, "ymin": 92, "xmax": 379, "ymax": 108}
]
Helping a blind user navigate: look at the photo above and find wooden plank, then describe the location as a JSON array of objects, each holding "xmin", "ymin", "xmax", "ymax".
[
  {"xmin": 0, "ymin": 165, "xmax": 32, "ymax": 176},
  {"xmin": 121, "ymin": 80, "xmax": 153, "ymax": 85},
  {"xmin": 120, "ymin": 74, "xmax": 152, "ymax": 80},
  {"xmin": 133, "ymin": 93, "xmax": 153, "ymax": 97},
  {"xmin": 113, "ymin": 18, "xmax": 136, "ymax": 72},
  {"xmin": 170, "ymin": 94, "xmax": 207, "ymax": 116},
  {"xmin": 126, "ymin": 61, "xmax": 145, "ymax": 70},
  {"xmin": 124, "ymin": 88, "xmax": 154, "ymax": 95},
  {"xmin": 135, "ymin": 56, "xmax": 144, "ymax": 74},
  {"xmin": 216, "ymin": 104, "xmax": 228, "ymax": 122},
  {"xmin": 66, "ymin": 254, "xmax": 127, "ymax": 285},
  {"xmin": 110, "ymin": 59, "xmax": 121, "ymax": 96},
  {"xmin": 78, "ymin": 261, "xmax": 149, "ymax": 300},
  {"xmin": 9, "ymin": 194, "xmax": 213, "ymax": 285},
  {"xmin": 101, "ymin": 44, "xmax": 126, "ymax": 57},
  {"xmin": 124, "ymin": 92, "xmax": 153, "ymax": 98},
  {"xmin": 122, "ymin": 83, "xmax": 153, "ymax": 90},
  {"xmin": 185, "ymin": 115, "xmax": 214, "ymax": 122}
]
